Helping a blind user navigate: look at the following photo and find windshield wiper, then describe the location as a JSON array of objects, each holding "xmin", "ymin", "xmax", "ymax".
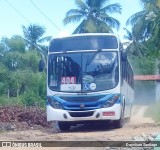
[{"xmin": 85, "ymin": 49, "xmax": 102, "ymax": 70}]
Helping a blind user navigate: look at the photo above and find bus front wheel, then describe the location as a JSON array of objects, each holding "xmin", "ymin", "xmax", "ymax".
[
  {"xmin": 114, "ymin": 106, "xmax": 124, "ymax": 128},
  {"xmin": 58, "ymin": 121, "xmax": 70, "ymax": 131}
]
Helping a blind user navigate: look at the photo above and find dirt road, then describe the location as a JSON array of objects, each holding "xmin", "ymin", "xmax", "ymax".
[{"xmin": 0, "ymin": 105, "xmax": 160, "ymax": 150}]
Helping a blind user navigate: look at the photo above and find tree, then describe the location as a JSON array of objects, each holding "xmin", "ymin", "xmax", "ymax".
[
  {"xmin": 140, "ymin": 0, "xmax": 158, "ymax": 6},
  {"xmin": 145, "ymin": 8, "xmax": 160, "ymax": 51},
  {"xmin": 0, "ymin": 37, "xmax": 10, "ymax": 52},
  {"xmin": 126, "ymin": 0, "xmax": 158, "ymax": 41},
  {"xmin": 123, "ymin": 28, "xmax": 156, "ymax": 89},
  {"xmin": 0, "ymin": 36, "xmax": 46, "ymax": 103},
  {"xmin": 9, "ymin": 35, "xmax": 25, "ymax": 53},
  {"xmin": 22, "ymin": 24, "xmax": 46, "ymax": 50},
  {"xmin": 22, "ymin": 24, "xmax": 51, "ymax": 68},
  {"xmin": 22, "ymin": 24, "xmax": 51, "ymax": 49},
  {"xmin": 0, "ymin": 35, "xmax": 25, "ymax": 53},
  {"xmin": 123, "ymin": 28, "xmax": 149, "ymax": 57},
  {"xmin": 63, "ymin": 0, "xmax": 122, "ymax": 33},
  {"xmin": 158, "ymin": 0, "xmax": 160, "ymax": 7},
  {"xmin": 0, "ymin": 62, "xmax": 9, "ymax": 95}
]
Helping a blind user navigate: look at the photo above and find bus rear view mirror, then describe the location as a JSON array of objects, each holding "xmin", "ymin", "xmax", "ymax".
[{"xmin": 121, "ymin": 51, "xmax": 127, "ymax": 62}]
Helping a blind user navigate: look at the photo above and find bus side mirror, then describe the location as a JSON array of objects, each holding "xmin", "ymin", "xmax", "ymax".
[
  {"xmin": 39, "ymin": 59, "xmax": 45, "ymax": 72},
  {"xmin": 121, "ymin": 51, "xmax": 127, "ymax": 62}
]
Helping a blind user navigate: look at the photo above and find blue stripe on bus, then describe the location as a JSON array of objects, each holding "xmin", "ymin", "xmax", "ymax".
[{"xmin": 46, "ymin": 93, "xmax": 122, "ymax": 110}]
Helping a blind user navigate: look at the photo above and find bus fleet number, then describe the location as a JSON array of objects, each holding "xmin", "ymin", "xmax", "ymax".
[{"xmin": 61, "ymin": 77, "xmax": 76, "ymax": 84}]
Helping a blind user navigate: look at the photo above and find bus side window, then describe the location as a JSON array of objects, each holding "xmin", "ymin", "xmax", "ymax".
[{"xmin": 121, "ymin": 61, "xmax": 125, "ymax": 85}]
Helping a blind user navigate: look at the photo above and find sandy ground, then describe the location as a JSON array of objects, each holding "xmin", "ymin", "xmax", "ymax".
[{"xmin": 0, "ymin": 105, "xmax": 160, "ymax": 150}]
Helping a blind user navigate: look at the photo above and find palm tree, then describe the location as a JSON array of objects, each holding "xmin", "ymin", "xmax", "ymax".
[
  {"xmin": 22, "ymin": 24, "xmax": 52, "ymax": 70},
  {"xmin": 123, "ymin": 28, "xmax": 149, "ymax": 57},
  {"xmin": 134, "ymin": 1, "xmax": 160, "ymax": 53},
  {"xmin": 144, "ymin": 5, "xmax": 160, "ymax": 50},
  {"xmin": 63, "ymin": 0, "xmax": 122, "ymax": 33},
  {"xmin": 140, "ymin": 0, "xmax": 160, "ymax": 6},
  {"xmin": 158, "ymin": 0, "xmax": 160, "ymax": 7},
  {"xmin": 22, "ymin": 24, "xmax": 46, "ymax": 50},
  {"xmin": 126, "ymin": 0, "xmax": 158, "ymax": 41},
  {"xmin": 146, "ymin": 13, "xmax": 160, "ymax": 57},
  {"xmin": 22, "ymin": 24, "xmax": 51, "ymax": 57}
]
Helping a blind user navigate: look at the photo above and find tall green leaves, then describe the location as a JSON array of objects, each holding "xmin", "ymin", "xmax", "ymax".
[
  {"xmin": 123, "ymin": 28, "xmax": 149, "ymax": 57},
  {"xmin": 126, "ymin": 0, "xmax": 158, "ymax": 41},
  {"xmin": 63, "ymin": 0, "xmax": 122, "ymax": 33},
  {"xmin": 22, "ymin": 24, "xmax": 46, "ymax": 50},
  {"xmin": 125, "ymin": 0, "xmax": 160, "ymax": 76},
  {"xmin": 22, "ymin": 24, "xmax": 51, "ymax": 59},
  {"xmin": 9, "ymin": 35, "xmax": 26, "ymax": 53}
]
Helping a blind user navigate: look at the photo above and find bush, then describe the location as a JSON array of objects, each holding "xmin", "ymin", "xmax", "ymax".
[{"xmin": 0, "ymin": 96, "xmax": 23, "ymax": 106}]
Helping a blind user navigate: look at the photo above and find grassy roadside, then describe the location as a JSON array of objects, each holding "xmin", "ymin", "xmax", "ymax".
[{"xmin": 144, "ymin": 102, "xmax": 160, "ymax": 122}]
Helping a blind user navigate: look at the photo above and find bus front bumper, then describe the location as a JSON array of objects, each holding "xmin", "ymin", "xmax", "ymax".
[{"xmin": 47, "ymin": 104, "xmax": 121, "ymax": 122}]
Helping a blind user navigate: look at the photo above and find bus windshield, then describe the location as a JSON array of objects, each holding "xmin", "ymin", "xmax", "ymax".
[{"xmin": 48, "ymin": 51, "xmax": 119, "ymax": 92}]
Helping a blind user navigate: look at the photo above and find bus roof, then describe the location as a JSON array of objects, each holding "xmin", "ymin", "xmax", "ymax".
[{"xmin": 51, "ymin": 33, "xmax": 119, "ymax": 40}]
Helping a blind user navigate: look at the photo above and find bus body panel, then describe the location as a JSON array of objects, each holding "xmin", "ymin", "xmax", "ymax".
[
  {"xmin": 47, "ymin": 104, "xmax": 121, "ymax": 121},
  {"xmin": 121, "ymin": 80, "xmax": 134, "ymax": 118}
]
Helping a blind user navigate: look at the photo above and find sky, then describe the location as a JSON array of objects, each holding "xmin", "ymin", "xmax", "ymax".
[{"xmin": 0, "ymin": 0, "xmax": 143, "ymax": 41}]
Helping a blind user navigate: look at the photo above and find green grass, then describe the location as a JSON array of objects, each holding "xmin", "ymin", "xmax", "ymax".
[
  {"xmin": 0, "ymin": 96, "xmax": 46, "ymax": 108},
  {"xmin": 144, "ymin": 102, "xmax": 160, "ymax": 122}
]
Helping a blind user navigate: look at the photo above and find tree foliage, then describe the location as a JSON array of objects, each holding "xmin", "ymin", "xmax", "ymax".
[
  {"xmin": 0, "ymin": 31, "xmax": 46, "ymax": 106},
  {"xmin": 22, "ymin": 24, "xmax": 46, "ymax": 50},
  {"xmin": 63, "ymin": 0, "xmax": 122, "ymax": 33},
  {"xmin": 123, "ymin": 28, "xmax": 149, "ymax": 57},
  {"xmin": 125, "ymin": 0, "xmax": 160, "ymax": 76},
  {"xmin": 126, "ymin": 0, "xmax": 159, "ymax": 41},
  {"xmin": 22, "ymin": 24, "xmax": 51, "ymax": 61}
]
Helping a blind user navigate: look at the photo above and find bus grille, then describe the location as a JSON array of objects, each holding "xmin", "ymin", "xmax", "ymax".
[
  {"xmin": 59, "ymin": 95, "xmax": 105, "ymax": 102},
  {"xmin": 69, "ymin": 111, "xmax": 94, "ymax": 117}
]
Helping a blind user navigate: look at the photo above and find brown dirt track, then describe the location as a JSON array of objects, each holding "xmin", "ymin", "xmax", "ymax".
[{"xmin": 0, "ymin": 105, "xmax": 160, "ymax": 150}]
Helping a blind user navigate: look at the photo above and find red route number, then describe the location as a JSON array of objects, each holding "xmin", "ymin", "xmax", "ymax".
[{"xmin": 61, "ymin": 77, "xmax": 76, "ymax": 84}]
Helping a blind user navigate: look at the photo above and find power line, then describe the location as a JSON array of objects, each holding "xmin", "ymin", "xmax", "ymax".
[
  {"xmin": 30, "ymin": 0, "xmax": 61, "ymax": 31},
  {"xmin": 4, "ymin": 0, "xmax": 31, "ymax": 24}
]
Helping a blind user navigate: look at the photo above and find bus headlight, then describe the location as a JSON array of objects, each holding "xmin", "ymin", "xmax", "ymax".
[
  {"xmin": 102, "ymin": 95, "xmax": 120, "ymax": 108},
  {"xmin": 47, "ymin": 97, "xmax": 63, "ymax": 109}
]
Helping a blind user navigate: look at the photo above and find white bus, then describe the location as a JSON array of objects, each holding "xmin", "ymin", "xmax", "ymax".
[{"xmin": 45, "ymin": 33, "xmax": 134, "ymax": 131}]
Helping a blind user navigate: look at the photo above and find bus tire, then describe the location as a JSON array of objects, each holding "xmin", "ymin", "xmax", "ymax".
[
  {"xmin": 58, "ymin": 121, "xmax": 70, "ymax": 131},
  {"xmin": 126, "ymin": 104, "xmax": 132, "ymax": 123},
  {"xmin": 114, "ymin": 106, "xmax": 124, "ymax": 128}
]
